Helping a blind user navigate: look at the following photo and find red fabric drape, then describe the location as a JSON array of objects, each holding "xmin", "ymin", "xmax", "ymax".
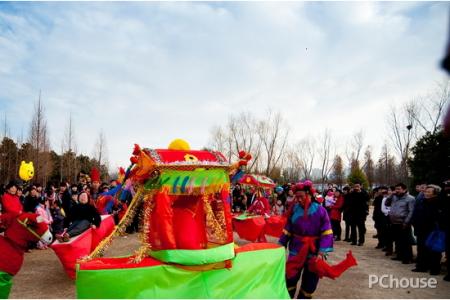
[
  {"xmin": 232, "ymin": 216, "xmax": 266, "ymax": 242},
  {"xmin": 308, "ymin": 250, "xmax": 357, "ymax": 279}
]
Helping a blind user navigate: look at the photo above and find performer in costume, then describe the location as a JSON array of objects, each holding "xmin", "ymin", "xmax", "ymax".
[
  {"xmin": 247, "ymin": 190, "xmax": 271, "ymax": 218},
  {"xmin": 279, "ymin": 181, "xmax": 334, "ymax": 299}
]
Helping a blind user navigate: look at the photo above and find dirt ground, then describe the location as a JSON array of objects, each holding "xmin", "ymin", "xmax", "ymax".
[{"xmin": 9, "ymin": 214, "xmax": 450, "ymax": 299}]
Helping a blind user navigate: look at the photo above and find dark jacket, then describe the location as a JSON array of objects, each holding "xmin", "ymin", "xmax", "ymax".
[
  {"xmin": 51, "ymin": 207, "xmax": 65, "ymax": 234},
  {"xmin": 347, "ymin": 190, "xmax": 370, "ymax": 222},
  {"xmin": 23, "ymin": 195, "xmax": 39, "ymax": 213},
  {"xmin": 60, "ymin": 190, "xmax": 72, "ymax": 216},
  {"xmin": 372, "ymin": 195, "xmax": 384, "ymax": 223},
  {"xmin": 69, "ymin": 203, "xmax": 101, "ymax": 227},
  {"xmin": 411, "ymin": 196, "xmax": 444, "ymax": 236}
]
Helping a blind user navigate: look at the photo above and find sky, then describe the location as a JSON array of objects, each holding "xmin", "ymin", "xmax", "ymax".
[{"xmin": 0, "ymin": 1, "xmax": 448, "ymax": 171}]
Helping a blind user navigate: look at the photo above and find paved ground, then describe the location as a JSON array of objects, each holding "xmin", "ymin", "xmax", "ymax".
[{"xmin": 9, "ymin": 214, "xmax": 450, "ymax": 299}]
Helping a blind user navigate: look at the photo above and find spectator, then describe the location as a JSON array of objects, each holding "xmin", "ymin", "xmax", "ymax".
[
  {"xmin": 23, "ymin": 186, "xmax": 39, "ymax": 213},
  {"xmin": 35, "ymin": 197, "xmax": 53, "ymax": 249},
  {"xmin": 411, "ymin": 184, "xmax": 444, "ymax": 275},
  {"xmin": 389, "ymin": 183, "xmax": 415, "ymax": 264},
  {"xmin": 342, "ymin": 186, "xmax": 352, "ymax": 242},
  {"xmin": 50, "ymin": 200, "xmax": 65, "ymax": 236},
  {"xmin": 17, "ymin": 187, "xmax": 25, "ymax": 206},
  {"xmin": 382, "ymin": 186, "xmax": 395, "ymax": 256},
  {"xmin": 441, "ymin": 180, "xmax": 450, "ymax": 282},
  {"xmin": 348, "ymin": 183, "xmax": 369, "ymax": 246},
  {"xmin": 232, "ymin": 187, "xmax": 247, "ymax": 213},
  {"xmin": 56, "ymin": 191, "xmax": 101, "ymax": 242},
  {"xmin": 329, "ymin": 189, "xmax": 344, "ymax": 241},
  {"xmin": 372, "ymin": 187, "xmax": 385, "ymax": 248},
  {"xmin": 272, "ymin": 199, "xmax": 285, "ymax": 216},
  {"xmin": 285, "ymin": 189, "xmax": 295, "ymax": 212},
  {"xmin": 0, "ymin": 181, "xmax": 23, "ymax": 228}
]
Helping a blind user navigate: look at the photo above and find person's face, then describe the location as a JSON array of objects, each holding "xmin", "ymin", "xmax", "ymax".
[
  {"xmin": 353, "ymin": 184, "xmax": 361, "ymax": 192},
  {"xmin": 31, "ymin": 189, "xmax": 37, "ymax": 197},
  {"xmin": 424, "ymin": 188, "xmax": 435, "ymax": 199},
  {"xmin": 71, "ymin": 194, "xmax": 78, "ymax": 201},
  {"xmin": 8, "ymin": 186, "xmax": 17, "ymax": 194},
  {"xmin": 17, "ymin": 190, "xmax": 22, "ymax": 197},
  {"xmin": 276, "ymin": 200, "xmax": 282, "ymax": 206},
  {"xmin": 37, "ymin": 186, "xmax": 42, "ymax": 192},
  {"xmin": 288, "ymin": 190, "xmax": 294, "ymax": 196},
  {"xmin": 79, "ymin": 193, "xmax": 89, "ymax": 204},
  {"xmin": 415, "ymin": 185, "xmax": 421, "ymax": 192},
  {"xmin": 395, "ymin": 186, "xmax": 406, "ymax": 195},
  {"xmin": 334, "ymin": 191, "xmax": 341, "ymax": 198},
  {"xmin": 420, "ymin": 184, "xmax": 427, "ymax": 192},
  {"xmin": 295, "ymin": 190, "xmax": 305, "ymax": 199},
  {"xmin": 92, "ymin": 181, "xmax": 100, "ymax": 189},
  {"xmin": 60, "ymin": 186, "xmax": 66, "ymax": 192},
  {"xmin": 388, "ymin": 189, "xmax": 393, "ymax": 196}
]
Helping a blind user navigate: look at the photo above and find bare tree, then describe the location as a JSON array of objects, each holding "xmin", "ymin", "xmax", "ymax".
[
  {"xmin": 93, "ymin": 129, "xmax": 109, "ymax": 176},
  {"xmin": 296, "ymin": 136, "xmax": 316, "ymax": 180},
  {"xmin": 28, "ymin": 91, "xmax": 51, "ymax": 184},
  {"xmin": 407, "ymin": 80, "xmax": 450, "ymax": 135},
  {"xmin": 387, "ymin": 103, "xmax": 416, "ymax": 183},
  {"xmin": 362, "ymin": 146, "xmax": 375, "ymax": 188},
  {"xmin": 331, "ymin": 154, "xmax": 344, "ymax": 188},
  {"xmin": 345, "ymin": 130, "xmax": 364, "ymax": 171},
  {"xmin": 61, "ymin": 113, "xmax": 78, "ymax": 182},
  {"xmin": 257, "ymin": 111, "xmax": 289, "ymax": 177},
  {"xmin": 318, "ymin": 129, "xmax": 335, "ymax": 189},
  {"xmin": 208, "ymin": 111, "xmax": 263, "ymax": 172}
]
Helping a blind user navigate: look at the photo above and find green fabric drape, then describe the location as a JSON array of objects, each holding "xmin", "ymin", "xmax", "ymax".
[{"xmin": 76, "ymin": 247, "xmax": 289, "ymax": 299}]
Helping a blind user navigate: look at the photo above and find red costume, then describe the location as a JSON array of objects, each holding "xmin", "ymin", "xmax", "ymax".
[
  {"xmin": 247, "ymin": 197, "xmax": 271, "ymax": 216},
  {"xmin": 329, "ymin": 195, "xmax": 344, "ymax": 221},
  {"xmin": 0, "ymin": 213, "xmax": 52, "ymax": 298},
  {"xmin": 0, "ymin": 193, "xmax": 23, "ymax": 228}
]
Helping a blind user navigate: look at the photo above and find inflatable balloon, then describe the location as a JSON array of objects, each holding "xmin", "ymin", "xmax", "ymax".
[
  {"xmin": 18, "ymin": 161, "xmax": 34, "ymax": 181},
  {"xmin": 168, "ymin": 139, "xmax": 190, "ymax": 151}
]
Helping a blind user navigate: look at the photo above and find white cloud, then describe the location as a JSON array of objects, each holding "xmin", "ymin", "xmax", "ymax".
[{"xmin": 0, "ymin": 2, "xmax": 447, "ymax": 172}]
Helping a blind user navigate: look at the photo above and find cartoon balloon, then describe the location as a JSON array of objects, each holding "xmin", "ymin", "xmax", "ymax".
[
  {"xmin": 19, "ymin": 161, "xmax": 34, "ymax": 181},
  {"xmin": 168, "ymin": 139, "xmax": 190, "ymax": 151}
]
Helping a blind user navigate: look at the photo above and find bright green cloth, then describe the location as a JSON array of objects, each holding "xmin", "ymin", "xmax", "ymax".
[
  {"xmin": 76, "ymin": 247, "xmax": 289, "ymax": 299},
  {"xmin": 149, "ymin": 243, "xmax": 235, "ymax": 265},
  {"xmin": 0, "ymin": 271, "xmax": 12, "ymax": 299}
]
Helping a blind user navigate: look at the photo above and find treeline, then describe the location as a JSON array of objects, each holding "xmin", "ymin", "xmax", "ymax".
[
  {"xmin": 0, "ymin": 92, "xmax": 109, "ymax": 185},
  {"xmin": 209, "ymin": 81, "xmax": 449, "ymax": 188}
]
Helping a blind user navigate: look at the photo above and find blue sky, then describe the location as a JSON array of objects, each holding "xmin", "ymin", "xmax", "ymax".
[{"xmin": 0, "ymin": 1, "xmax": 448, "ymax": 170}]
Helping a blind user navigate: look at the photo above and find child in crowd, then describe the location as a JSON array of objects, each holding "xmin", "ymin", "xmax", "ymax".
[
  {"xmin": 35, "ymin": 197, "xmax": 53, "ymax": 249},
  {"xmin": 50, "ymin": 200, "xmax": 65, "ymax": 236}
]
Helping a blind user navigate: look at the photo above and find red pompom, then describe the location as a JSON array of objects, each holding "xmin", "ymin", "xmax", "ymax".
[
  {"xmin": 130, "ymin": 157, "xmax": 138, "ymax": 164},
  {"xmin": 238, "ymin": 151, "xmax": 246, "ymax": 159},
  {"xmin": 90, "ymin": 167, "xmax": 101, "ymax": 183},
  {"xmin": 132, "ymin": 144, "xmax": 141, "ymax": 156}
]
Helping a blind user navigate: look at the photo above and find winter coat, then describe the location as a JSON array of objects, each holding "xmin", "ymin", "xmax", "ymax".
[
  {"xmin": 329, "ymin": 195, "xmax": 344, "ymax": 221},
  {"xmin": 69, "ymin": 203, "xmax": 101, "ymax": 227},
  {"xmin": 346, "ymin": 190, "xmax": 369, "ymax": 222},
  {"xmin": 389, "ymin": 193, "xmax": 415, "ymax": 225}
]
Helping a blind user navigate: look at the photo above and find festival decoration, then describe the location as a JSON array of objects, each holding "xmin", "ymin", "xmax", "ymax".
[
  {"xmin": 18, "ymin": 161, "xmax": 34, "ymax": 181},
  {"xmin": 238, "ymin": 174, "xmax": 276, "ymax": 188},
  {"xmin": 76, "ymin": 139, "xmax": 289, "ymax": 299},
  {"xmin": 0, "ymin": 213, "xmax": 52, "ymax": 298}
]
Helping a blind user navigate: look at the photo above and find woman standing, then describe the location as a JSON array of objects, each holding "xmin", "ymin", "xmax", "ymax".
[
  {"xmin": 329, "ymin": 190, "xmax": 344, "ymax": 241},
  {"xmin": 279, "ymin": 181, "xmax": 334, "ymax": 299}
]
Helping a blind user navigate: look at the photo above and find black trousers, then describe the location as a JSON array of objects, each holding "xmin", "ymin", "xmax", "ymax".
[
  {"xmin": 331, "ymin": 220, "xmax": 342, "ymax": 240},
  {"xmin": 67, "ymin": 219, "xmax": 91, "ymax": 237},
  {"xmin": 415, "ymin": 232, "xmax": 442, "ymax": 272},
  {"xmin": 350, "ymin": 219, "xmax": 366, "ymax": 244},
  {"xmin": 344, "ymin": 220, "xmax": 352, "ymax": 240},
  {"xmin": 391, "ymin": 224, "xmax": 413, "ymax": 262}
]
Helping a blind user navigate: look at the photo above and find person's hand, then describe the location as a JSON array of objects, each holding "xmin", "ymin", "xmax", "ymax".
[
  {"xmin": 91, "ymin": 225, "xmax": 97, "ymax": 229},
  {"xmin": 318, "ymin": 252, "xmax": 326, "ymax": 259}
]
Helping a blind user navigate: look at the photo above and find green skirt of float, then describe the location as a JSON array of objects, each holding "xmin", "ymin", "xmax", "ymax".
[
  {"xmin": 76, "ymin": 245, "xmax": 289, "ymax": 299},
  {"xmin": 0, "ymin": 271, "xmax": 12, "ymax": 299}
]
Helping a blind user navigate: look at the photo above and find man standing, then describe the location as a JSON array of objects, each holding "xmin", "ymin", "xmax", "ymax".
[
  {"xmin": 389, "ymin": 183, "xmax": 415, "ymax": 264},
  {"xmin": 348, "ymin": 183, "xmax": 369, "ymax": 246},
  {"xmin": 372, "ymin": 187, "xmax": 385, "ymax": 248}
]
